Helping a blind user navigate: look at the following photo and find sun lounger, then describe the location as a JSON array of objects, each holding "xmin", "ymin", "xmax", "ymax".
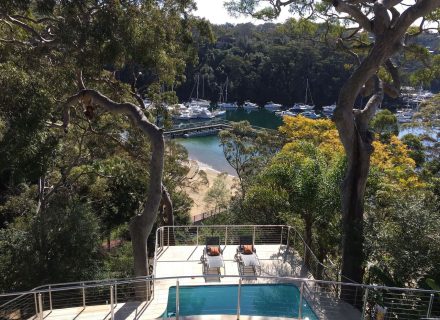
[
  {"xmin": 235, "ymin": 235, "xmax": 261, "ymax": 276},
  {"xmin": 201, "ymin": 236, "xmax": 224, "ymax": 276}
]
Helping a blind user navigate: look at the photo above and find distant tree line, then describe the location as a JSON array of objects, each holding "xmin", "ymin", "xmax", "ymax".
[
  {"xmin": 175, "ymin": 20, "xmax": 352, "ymax": 107},
  {"xmin": 171, "ymin": 21, "xmax": 439, "ymax": 107}
]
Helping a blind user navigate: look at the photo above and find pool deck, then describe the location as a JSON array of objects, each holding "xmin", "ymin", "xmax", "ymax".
[{"xmin": 28, "ymin": 245, "xmax": 360, "ymax": 319}]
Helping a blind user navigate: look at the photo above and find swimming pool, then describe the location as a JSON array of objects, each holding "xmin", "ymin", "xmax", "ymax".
[{"xmin": 164, "ymin": 283, "xmax": 318, "ymax": 319}]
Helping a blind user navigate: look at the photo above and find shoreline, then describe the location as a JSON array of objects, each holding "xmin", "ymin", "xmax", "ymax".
[
  {"xmin": 185, "ymin": 160, "xmax": 237, "ymax": 217},
  {"xmin": 195, "ymin": 159, "xmax": 237, "ymax": 177}
]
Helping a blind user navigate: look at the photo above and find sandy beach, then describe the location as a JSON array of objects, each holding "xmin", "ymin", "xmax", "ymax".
[{"xmin": 185, "ymin": 161, "xmax": 238, "ymax": 217}]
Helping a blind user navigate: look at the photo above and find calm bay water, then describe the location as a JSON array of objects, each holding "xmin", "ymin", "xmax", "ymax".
[
  {"xmin": 176, "ymin": 135, "xmax": 236, "ymax": 175},
  {"xmin": 176, "ymin": 109, "xmax": 436, "ymax": 174},
  {"xmin": 175, "ymin": 109, "xmax": 282, "ymax": 175}
]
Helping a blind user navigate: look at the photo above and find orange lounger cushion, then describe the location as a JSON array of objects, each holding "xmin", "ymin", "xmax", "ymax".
[
  {"xmin": 243, "ymin": 245, "xmax": 253, "ymax": 254},
  {"xmin": 209, "ymin": 247, "xmax": 220, "ymax": 256}
]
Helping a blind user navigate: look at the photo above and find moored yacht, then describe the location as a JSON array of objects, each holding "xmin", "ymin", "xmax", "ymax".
[
  {"xmin": 188, "ymin": 98, "xmax": 211, "ymax": 108},
  {"xmin": 396, "ymin": 109, "xmax": 414, "ymax": 123},
  {"xmin": 213, "ymin": 110, "xmax": 226, "ymax": 117},
  {"xmin": 218, "ymin": 102, "xmax": 238, "ymax": 110},
  {"xmin": 174, "ymin": 109, "xmax": 192, "ymax": 120},
  {"xmin": 300, "ymin": 111, "xmax": 321, "ymax": 119},
  {"xmin": 290, "ymin": 103, "xmax": 314, "ymax": 113},
  {"xmin": 242, "ymin": 101, "xmax": 259, "ymax": 111},
  {"xmin": 264, "ymin": 102, "xmax": 282, "ymax": 112},
  {"xmin": 196, "ymin": 108, "xmax": 215, "ymax": 119},
  {"xmin": 322, "ymin": 103, "xmax": 336, "ymax": 117}
]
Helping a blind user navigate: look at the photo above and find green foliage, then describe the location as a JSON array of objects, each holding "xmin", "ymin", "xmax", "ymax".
[
  {"xmin": 204, "ymin": 173, "xmax": 230, "ymax": 213},
  {"xmin": 0, "ymin": 63, "xmax": 57, "ymax": 188},
  {"xmin": 101, "ymin": 242, "xmax": 134, "ymax": 279},
  {"xmin": 0, "ymin": 195, "xmax": 101, "ymax": 291},
  {"xmin": 176, "ymin": 21, "xmax": 351, "ymax": 106},
  {"xmin": 240, "ymin": 142, "xmax": 344, "ymax": 259},
  {"xmin": 365, "ymin": 190, "xmax": 440, "ymax": 288},
  {"xmin": 0, "ymin": 0, "xmax": 200, "ymax": 289},
  {"xmin": 401, "ymin": 134, "xmax": 425, "ymax": 167},
  {"xmin": 219, "ymin": 121, "xmax": 282, "ymax": 192},
  {"xmin": 370, "ymin": 110, "xmax": 399, "ymax": 143}
]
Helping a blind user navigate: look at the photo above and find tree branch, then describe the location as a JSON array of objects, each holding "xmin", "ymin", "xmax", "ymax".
[
  {"xmin": 2, "ymin": 14, "xmax": 53, "ymax": 43},
  {"xmin": 333, "ymin": 0, "xmax": 373, "ymax": 32},
  {"xmin": 395, "ymin": 0, "xmax": 440, "ymax": 38},
  {"xmin": 63, "ymin": 88, "xmax": 165, "ymax": 228},
  {"xmin": 383, "ymin": 59, "xmax": 400, "ymax": 98},
  {"xmin": 373, "ymin": 1, "xmax": 390, "ymax": 35},
  {"xmin": 359, "ymin": 75, "xmax": 384, "ymax": 126}
]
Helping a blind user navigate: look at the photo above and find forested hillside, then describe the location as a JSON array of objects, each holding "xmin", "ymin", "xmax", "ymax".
[
  {"xmin": 174, "ymin": 21, "xmax": 439, "ymax": 106},
  {"xmin": 176, "ymin": 21, "xmax": 352, "ymax": 107}
]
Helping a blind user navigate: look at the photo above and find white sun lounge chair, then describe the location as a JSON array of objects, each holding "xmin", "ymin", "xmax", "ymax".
[
  {"xmin": 235, "ymin": 235, "xmax": 261, "ymax": 276},
  {"xmin": 201, "ymin": 236, "xmax": 224, "ymax": 276}
]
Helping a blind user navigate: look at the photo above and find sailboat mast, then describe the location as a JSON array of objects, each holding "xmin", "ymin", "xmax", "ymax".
[
  {"xmin": 225, "ymin": 76, "xmax": 228, "ymax": 102},
  {"xmin": 196, "ymin": 74, "xmax": 199, "ymax": 100},
  {"xmin": 305, "ymin": 78, "xmax": 308, "ymax": 105}
]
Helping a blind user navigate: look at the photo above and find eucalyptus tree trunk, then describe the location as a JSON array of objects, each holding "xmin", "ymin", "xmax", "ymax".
[
  {"xmin": 63, "ymin": 89, "xmax": 165, "ymax": 299},
  {"xmin": 335, "ymin": 36, "xmax": 405, "ymax": 307}
]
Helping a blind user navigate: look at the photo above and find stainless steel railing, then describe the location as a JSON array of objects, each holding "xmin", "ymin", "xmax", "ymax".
[
  {"xmin": 1, "ymin": 275, "xmax": 439, "ymax": 320},
  {"xmin": 154, "ymin": 225, "xmax": 341, "ymax": 282}
]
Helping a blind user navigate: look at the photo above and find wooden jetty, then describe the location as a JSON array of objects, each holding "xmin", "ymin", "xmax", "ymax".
[{"xmin": 164, "ymin": 121, "xmax": 232, "ymax": 138}]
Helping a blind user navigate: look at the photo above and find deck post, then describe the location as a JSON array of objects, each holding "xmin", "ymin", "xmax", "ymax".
[
  {"xmin": 237, "ymin": 278, "xmax": 241, "ymax": 319},
  {"xmin": 280, "ymin": 226, "xmax": 283, "ymax": 245},
  {"xmin": 146, "ymin": 265, "xmax": 151, "ymax": 301},
  {"xmin": 115, "ymin": 282, "xmax": 118, "ymax": 305},
  {"xmin": 49, "ymin": 285, "xmax": 52, "ymax": 311},
  {"xmin": 253, "ymin": 226, "xmax": 256, "ymax": 246},
  {"xmin": 427, "ymin": 293, "xmax": 434, "ymax": 317},
  {"xmin": 361, "ymin": 288, "xmax": 369, "ymax": 319},
  {"xmin": 38, "ymin": 293, "xmax": 43, "ymax": 320},
  {"xmin": 298, "ymin": 282, "xmax": 304, "ymax": 319},
  {"xmin": 176, "ymin": 280, "xmax": 180, "ymax": 320},
  {"xmin": 82, "ymin": 283, "xmax": 86, "ymax": 308},
  {"xmin": 34, "ymin": 292, "xmax": 38, "ymax": 317},
  {"xmin": 225, "ymin": 226, "xmax": 228, "ymax": 246},
  {"xmin": 167, "ymin": 226, "xmax": 170, "ymax": 248},
  {"xmin": 293, "ymin": 230, "xmax": 296, "ymax": 252},
  {"xmin": 303, "ymin": 242, "xmax": 307, "ymax": 269},
  {"xmin": 110, "ymin": 285, "xmax": 114, "ymax": 320},
  {"xmin": 354, "ymin": 286, "xmax": 358, "ymax": 307},
  {"xmin": 196, "ymin": 226, "xmax": 199, "ymax": 246},
  {"xmin": 286, "ymin": 227, "xmax": 290, "ymax": 251}
]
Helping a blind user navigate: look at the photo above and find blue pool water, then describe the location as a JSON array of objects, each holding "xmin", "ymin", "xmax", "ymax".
[{"xmin": 164, "ymin": 284, "xmax": 318, "ymax": 319}]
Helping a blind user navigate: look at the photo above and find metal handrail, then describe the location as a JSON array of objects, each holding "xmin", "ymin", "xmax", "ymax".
[
  {"xmin": 154, "ymin": 224, "xmax": 342, "ymax": 282},
  {"xmin": 2, "ymin": 275, "xmax": 440, "ymax": 298},
  {"xmin": 2, "ymin": 275, "xmax": 439, "ymax": 320}
]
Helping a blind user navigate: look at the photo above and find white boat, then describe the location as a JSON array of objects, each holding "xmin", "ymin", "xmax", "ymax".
[
  {"xmin": 300, "ymin": 111, "xmax": 321, "ymax": 119},
  {"xmin": 187, "ymin": 74, "xmax": 211, "ymax": 108},
  {"xmin": 290, "ymin": 79, "xmax": 315, "ymax": 113},
  {"xmin": 197, "ymin": 108, "xmax": 215, "ymax": 119},
  {"xmin": 276, "ymin": 110, "xmax": 297, "ymax": 117},
  {"xmin": 290, "ymin": 103, "xmax": 314, "ymax": 113},
  {"xmin": 214, "ymin": 110, "xmax": 226, "ymax": 117},
  {"xmin": 322, "ymin": 103, "xmax": 336, "ymax": 117},
  {"xmin": 242, "ymin": 101, "xmax": 259, "ymax": 111},
  {"xmin": 175, "ymin": 110, "xmax": 192, "ymax": 120},
  {"xmin": 218, "ymin": 102, "xmax": 238, "ymax": 110},
  {"xmin": 143, "ymin": 99, "xmax": 153, "ymax": 108},
  {"xmin": 188, "ymin": 98, "xmax": 211, "ymax": 108},
  {"xmin": 264, "ymin": 102, "xmax": 282, "ymax": 112},
  {"xmin": 396, "ymin": 109, "xmax": 414, "ymax": 123}
]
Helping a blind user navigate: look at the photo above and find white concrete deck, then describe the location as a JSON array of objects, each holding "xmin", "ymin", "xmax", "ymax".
[
  {"xmin": 26, "ymin": 244, "xmax": 360, "ymax": 320},
  {"xmin": 155, "ymin": 244, "xmax": 306, "ymax": 280}
]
